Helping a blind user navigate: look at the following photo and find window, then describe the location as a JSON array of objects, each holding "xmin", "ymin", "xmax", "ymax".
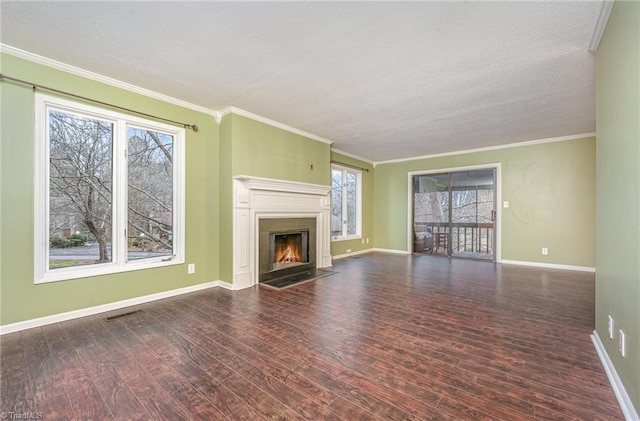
[
  {"xmin": 35, "ymin": 94, "xmax": 185, "ymax": 283},
  {"xmin": 331, "ymin": 165, "xmax": 362, "ymax": 240}
]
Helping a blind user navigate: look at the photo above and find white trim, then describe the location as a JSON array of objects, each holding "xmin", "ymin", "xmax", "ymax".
[
  {"xmin": 213, "ymin": 280, "xmax": 235, "ymax": 290},
  {"xmin": 331, "ymin": 164, "xmax": 363, "ymax": 241},
  {"xmin": 2, "ymin": 44, "xmax": 598, "ymax": 166},
  {"xmin": 589, "ymin": 1, "xmax": 615, "ymax": 52},
  {"xmin": 591, "ymin": 331, "xmax": 639, "ymax": 421},
  {"xmin": 34, "ymin": 93, "xmax": 186, "ymax": 284},
  {"xmin": 0, "ymin": 281, "xmax": 221, "ymax": 335},
  {"xmin": 334, "ymin": 248, "xmax": 411, "ymax": 258},
  {"xmin": 332, "ymin": 248, "xmax": 373, "ymax": 260},
  {"xmin": 232, "ymin": 176, "xmax": 333, "ymax": 289},
  {"xmin": 233, "ymin": 175, "xmax": 331, "ymax": 196},
  {"xmin": 331, "ymin": 235, "xmax": 362, "ymax": 243},
  {"xmin": 500, "ymin": 259, "xmax": 595, "ymax": 273},
  {"xmin": 219, "ymin": 106, "xmax": 334, "ymax": 145},
  {"xmin": 331, "ymin": 147, "xmax": 375, "ymax": 165},
  {"xmin": 1, "ymin": 44, "xmax": 218, "ymax": 119},
  {"xmin": 372, "ymin": 248, "xmax": 412, "ymax": 255},
  {"xmin": 375, "ymin": 133, "xmax": 597, "ymax": 165},
  {"xmin": 407, "ymin": 163, "xmax": 502, "ymax": 262}
]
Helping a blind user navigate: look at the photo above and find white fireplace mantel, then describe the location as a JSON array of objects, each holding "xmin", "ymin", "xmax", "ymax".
[{"xmin": 232, "ymin": 175, "xmax": 333, "ymax": 289}]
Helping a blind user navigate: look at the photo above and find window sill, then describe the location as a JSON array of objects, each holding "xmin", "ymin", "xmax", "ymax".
[
  {"xmin": 35, "ymin": 257, "xmax": 184, "ymax": 284},
  {"xmin": 331, "ymin": 235, "xmax": 362, "ymax": 243}
]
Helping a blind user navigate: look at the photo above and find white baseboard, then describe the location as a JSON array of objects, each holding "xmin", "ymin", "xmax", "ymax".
[
  {"xmin": 0, "ymin": 281, "xmax": 222, "ymax": 335},
  {"xmin": 332, "ymin": 248, "xmax": 374, "ymax": 260},
  {"xmin": 500, "ymin": 259, "xmax": 595, "ymax": 273},
  {"xmin": 214, "ymin": 280, "xmax": 234, "ymax": 290},
  {"xmin": 331, "ymin": 253, "xmax": 594, "ymax": 273},
  {"xmin": 591, "ymin": 331, "xmax": 639, "ymax": 420},
  {"xmin": 332, "ymin": 248, "xmax": 413, "ymax": 260},
  {"xmin": 372, "ymin": 247, "xmax": 412, "ymax": 255}
]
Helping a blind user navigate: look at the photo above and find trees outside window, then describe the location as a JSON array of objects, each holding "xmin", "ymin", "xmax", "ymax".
[
  {"xmin": 35, "ymin": 94, "xmax": 184, "ymax": 283},
  {"xmin": 48, "ymin": 110, "xmax": 114, "ymax": 266},
  {"xmin": 126, "ymin": 128, "xmax": 174, "ymax": 261},
  {"xmin": 331, "ymin": 166, "xmax": 361, "ymax": 240}
]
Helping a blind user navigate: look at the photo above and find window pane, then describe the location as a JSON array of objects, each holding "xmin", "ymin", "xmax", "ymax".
[
  {"xmin": 331, "ymin": 169, "xmax": 343, "ymax": 237},
  {"xmin": 48, "ymin": 110, "xmax": 113, "ymax": 269},
  {"xmin": 127, "ymin": 127, "xmax": 174, "ymax": 261},
  {"xmin": 346, "ymin": 172, "xmax": 357, "ymax": 235}
]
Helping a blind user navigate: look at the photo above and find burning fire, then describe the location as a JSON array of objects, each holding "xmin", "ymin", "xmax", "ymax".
[{"xmin": 278, "ymin": 246, "xmax": 301, "ymax": 263}]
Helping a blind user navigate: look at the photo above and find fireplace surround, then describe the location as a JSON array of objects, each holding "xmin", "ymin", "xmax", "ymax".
[
  {"xmin": 259, "ymin": 217, "xmax": 316, "ymax": 282},
  {"xmin": 232, "ymin": 175, "xmax": 332, "ymax": 289}
]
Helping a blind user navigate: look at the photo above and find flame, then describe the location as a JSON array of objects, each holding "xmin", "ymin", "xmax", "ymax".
[{"xmin": 278, "ymin": 246, "xmax": 301, "ymax": 263}]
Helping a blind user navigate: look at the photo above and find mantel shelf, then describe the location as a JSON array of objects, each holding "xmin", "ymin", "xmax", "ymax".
[{"xmin": 233, "ymin": 175, "xmax": 331, "ymax": 196}]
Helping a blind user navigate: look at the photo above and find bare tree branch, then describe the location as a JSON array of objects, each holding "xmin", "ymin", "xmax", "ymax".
[{"xmin": 147, "ymin": 131, "xmax": 173, "ymax": 164}]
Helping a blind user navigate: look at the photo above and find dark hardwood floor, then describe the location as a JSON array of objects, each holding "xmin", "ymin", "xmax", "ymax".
[{"xmin": 1, "ymin": 253, "xmax": 624, "ymax": 420}]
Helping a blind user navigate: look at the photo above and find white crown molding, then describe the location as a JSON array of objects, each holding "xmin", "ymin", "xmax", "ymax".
[
  {"xmin": 0, "ymin": 44, "xmax": 219, "ymax": 120},
  {"xmin": 219, "ymin": 106, "xmax": 334, "ymax": 145},
  {"xmin": 331, "ymin": 147, "xmax": 375, "ymax": 166},
  {"xmin": 500, "ymin": 259, "xmax": 595, "ymax": 273},
  {"xmin": 2, "ymin": 44, "xmax": 597, "ymax": 165},
  {"xmin": 374, "ymin": 133, "xmax": 597, "ymax": 166},
  {"xmin": 591, "ymin": 331, "xmax": 639, "ymax": 421},
  {"xmin": 589, "ymin": 1, "xmax": 615, "ymax": 52},
  {"xmin": 0, "ymin": 281, "xmax": 222, "ymax": 335},
  {"xmin": 2, "ymin": 45, "xmax": 336, "ymax": 157}
]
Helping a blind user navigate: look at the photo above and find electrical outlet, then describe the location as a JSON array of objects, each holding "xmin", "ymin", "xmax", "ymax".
[
  {"xmin": 188, "ymin": 263, "xmax": 195, "ymax": 274},
  {"xmin": 542, "ymin": 247, "xmax": 548, "ymax": 255},
  {"xmin": 619, "ymin": 330, "xmax": 626, "ymax": 357},
  {"xmin": 366, "ymin": 238, "xmax": 369, "ymax": 244},
  {"xmin": 608, "ymin": 315, "xmax": 614, "ymax": 339},
  {"xmin": 362, "ymin": 238, "xmax": 365, "ymax": 244},
  {"xmin": 503, "ymin": 201, "xmax": 509, "ymax": 208},
  {"xmin": 346, "ymin": 249, "xmax": 352, "ymax": 253}
]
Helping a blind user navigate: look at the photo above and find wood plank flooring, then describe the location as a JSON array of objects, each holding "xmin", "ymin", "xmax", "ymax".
[{"xmin": 1, "ymin": 253, "xmax": 624, "ymax": 420}]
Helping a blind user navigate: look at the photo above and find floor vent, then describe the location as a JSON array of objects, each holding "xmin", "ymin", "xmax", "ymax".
[{"xmin": 105, "ymin": 309, "xmax": 143, "ymax": 321}]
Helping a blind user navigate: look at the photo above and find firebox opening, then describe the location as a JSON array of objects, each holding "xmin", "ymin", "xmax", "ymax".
[{"xmin": 270, "ymin": 230, "xmax": 309, "ymax": 272}]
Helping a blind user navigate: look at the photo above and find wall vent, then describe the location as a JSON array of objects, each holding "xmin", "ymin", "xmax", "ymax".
[{"xmin": 105, "ymin": 309, "xmax": 143, "ymax": 321}]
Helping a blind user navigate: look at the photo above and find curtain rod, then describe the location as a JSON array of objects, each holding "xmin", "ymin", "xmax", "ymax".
[
  {"xmin": 0, "ymin": 73, "xmax": 199, "ymax": 132},
  {"xmin": 331, "ymin": 160, "xmax": 369, "ymax": 172}
]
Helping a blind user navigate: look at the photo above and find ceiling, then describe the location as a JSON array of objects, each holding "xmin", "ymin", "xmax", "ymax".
[{"xmin": 1, "ymin": 1, "xmax": 606, "ymax": 163}]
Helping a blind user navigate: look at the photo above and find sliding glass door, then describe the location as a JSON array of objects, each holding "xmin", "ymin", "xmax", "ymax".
[
  {"xmin": 413, "ymin": 169, "xmax": 495, "ymax": 261},
  {"xmin": 413, "ymin": 173, "xmax": 450, "ymax": 255}
]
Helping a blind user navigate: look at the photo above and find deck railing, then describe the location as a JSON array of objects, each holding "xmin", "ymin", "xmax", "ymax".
[{"xmin": 414, "ymin": 222, "xmax": 493, "ymax": 254}]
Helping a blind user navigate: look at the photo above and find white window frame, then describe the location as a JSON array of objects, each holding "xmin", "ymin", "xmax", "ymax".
[
  {"xmin": 331, "ymin": 164, "xmax": 362, "ymax": 241},
  {"xmin": 34, "ymin": 93, "xmax": 185, "ymax": 284}
]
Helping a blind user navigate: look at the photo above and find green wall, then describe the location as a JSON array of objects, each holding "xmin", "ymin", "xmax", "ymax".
[
  {"xmin": 596, "ymin": 0, "xmax": 640, "ymax": 413},
  {"xmin": 218, "ymin": 113, "xmax": 234, "ymax": 285},
  {"xmin": 0, "ymin": 54, "xmax": 220, "ymax": 326},
  {"xmin": 330, "ymin": 152, "xmax": 375, "ymax": 256},
  {"xmin": 217, "ymin": 113, "xmax": 332, "ymax": 283},
  {"xmin": 374, "ymin": 137, "xmax": 596, "ymax": 268},
  {"xmin": 225, "ymin": 113, "xmax": 330, "ymax": 185}
]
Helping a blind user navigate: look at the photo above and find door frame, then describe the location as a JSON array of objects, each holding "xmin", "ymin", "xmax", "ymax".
[{"xmin": 407, "ymin": 163, "xmax": 502, "ymax": 262}]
